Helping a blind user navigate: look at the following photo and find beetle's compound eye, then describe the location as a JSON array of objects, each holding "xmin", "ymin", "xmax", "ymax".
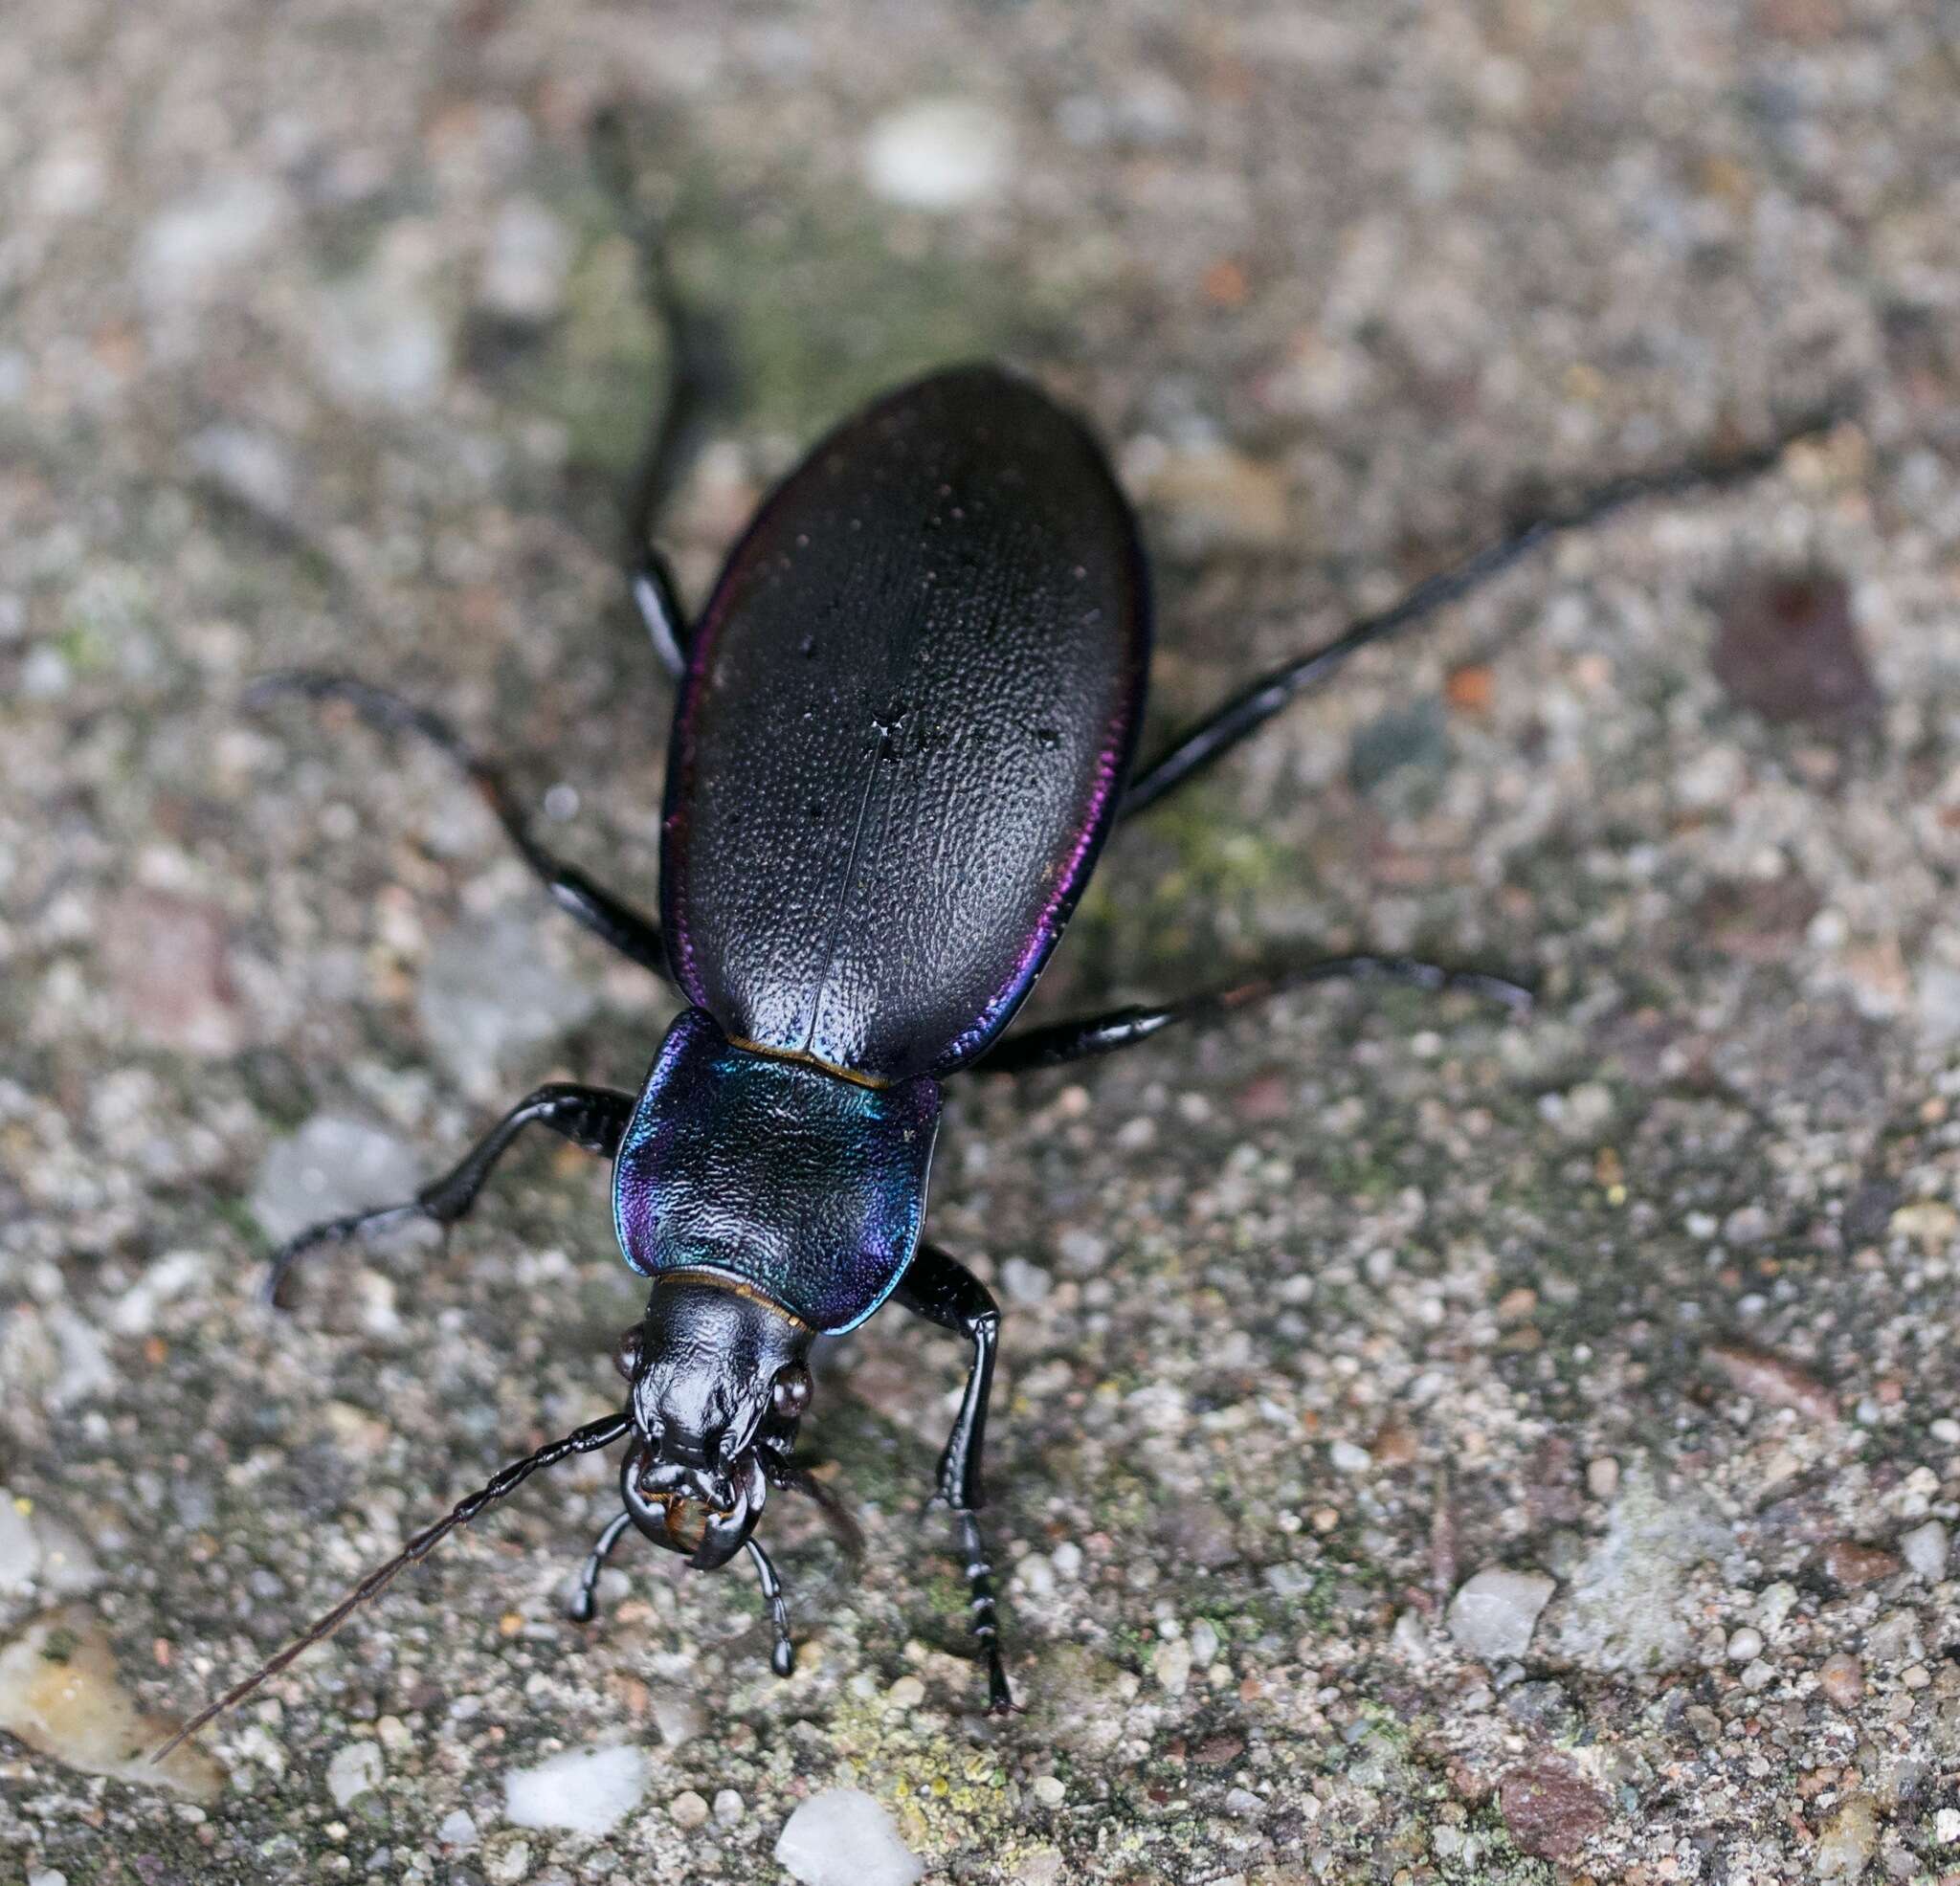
[
  {"xmin": 612, "ymin": 1325, "xmax": 643, "ymax": 1382},
  {"xmin": 770, "ymin": 1362, "xmax": 813, "ymax": 1422}
]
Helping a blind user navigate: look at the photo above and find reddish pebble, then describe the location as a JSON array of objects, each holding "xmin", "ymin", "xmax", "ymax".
[
  {"xmin": 1818, "ymin": 1540, "xmax": 1901, "ymax": 1589},
  {"xmin": 1498, "ymin": 1754, "xmax": 1611, "ymax": 1861},
  {"xmin": 1711, "ymin": 566, "xmax": 1876, "ymax": 728},
  {"xmin": 1816, "ymin": 1653, "xmax": 1863, "ymax": 1709}
]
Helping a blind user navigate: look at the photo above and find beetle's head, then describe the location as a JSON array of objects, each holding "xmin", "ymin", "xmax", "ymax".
[{"xmin": 612, "ymin": 1276, "xmax": 815, "ymax": 1571}]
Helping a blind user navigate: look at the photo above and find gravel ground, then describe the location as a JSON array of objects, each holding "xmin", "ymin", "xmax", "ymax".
[{"xmin": 4, "ymin": 3, "xmax": 1960, "ymax": 1882}]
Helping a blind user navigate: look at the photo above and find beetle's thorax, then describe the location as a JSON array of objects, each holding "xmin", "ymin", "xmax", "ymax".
[{"xmin": 612, "ymin": 1009, "xmax": 941, "ymax": 1335}]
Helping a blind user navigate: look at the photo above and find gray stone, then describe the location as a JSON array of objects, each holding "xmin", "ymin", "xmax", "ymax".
[
  {"xmin": 415, "ymin": 915, "xmax": 598, "ymax": 1098},
  {"xmin": 1447, "ymin": 1567, "xmax": 1555, "ymax": 1661}
]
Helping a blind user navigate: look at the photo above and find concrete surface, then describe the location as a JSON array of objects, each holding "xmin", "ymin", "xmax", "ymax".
[{"xmin": 3, "ymin": 2, "xmax": 1960, "ymax": 1882}]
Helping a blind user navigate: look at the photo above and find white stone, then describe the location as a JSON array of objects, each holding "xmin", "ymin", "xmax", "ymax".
[
  {"xmin": 862, "ymin": 100, "xmax": 1012, "ymax": 211},
  {"xmin": 325, "ymin": 1739, "xmax": 385, "ymax": 1808},
  {"xmin": 110, "ymin": 1250, "xmax": 210, "ymax": 1336},
  {"xmin": 1446, "ymin": 1567, "xmax": 1555, "ymax": 1661},
  {"xmin": 480, "ymin": 198, "xmax": 572, "ymax": 322},
  {"xmin": 1901, "ymin": 1520, "xmax": 1949, "ymax": 1581},
  {"xmin": 1726, "ymin": 1627, "xmax": 1764, "ymax": 1663},
  {"xmin": 138, "ymin": 176, "xmax": 283, "ymax": 307},
  {"xmin": 775, "ymin": 1788, "xmax": 924, "ymax": 1886},
  {"xmin": 0, "ymin": 1494, "xmax": 41, "ymax": 1594},
  {"xmin": 1001, "ymin": 1256, "xmax": 1052, "ymax": 1304},
  {"xmin": 436, "ymin": 1808, "xmax": 478, "ymax": 1848},
  {"xmin": 1151, "ymin": 1636, "xmax": 1193, "ymax": 1695},
  {"xmin": 311, "ymin": 261, "xmax": 450, "ymax": 412},
  {"xmin": 1327, "ymin": 1439, "xmax": 1371, "ymax": 1475},
  {"xmin": 652, "ymin": 1695, "xmax": 705, "ymax": 1747},
  {"xmin": 502, "ymin": 1742, "xmax": 651, "ymax": 1835}
]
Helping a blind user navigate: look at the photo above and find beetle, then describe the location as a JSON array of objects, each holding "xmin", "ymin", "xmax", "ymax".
[{"xmin": 158, "ymin": 361, "xmax": 1822, "ymax": 1753}]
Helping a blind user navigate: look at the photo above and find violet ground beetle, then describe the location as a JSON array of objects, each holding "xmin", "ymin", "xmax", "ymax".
[{"xmin": 157, "ymin": 346, "xmax": 1831, "ymax": 1754}]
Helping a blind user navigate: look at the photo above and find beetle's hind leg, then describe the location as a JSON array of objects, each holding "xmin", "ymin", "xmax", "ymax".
[
  {"xmin": 247, "ymin": 673, "xmax": 672, "ymax": 979},
  {"xmin": 262, "ymin": 1082, "xmax": 633, "ymax": 1306},
  {"xmin": 893, "ymin": 1243, "xmax": 1013, "ymax": 1714},
  {"xmin": 972, "ymin": 955, "xmax": 1529, "ymax": 1075}
]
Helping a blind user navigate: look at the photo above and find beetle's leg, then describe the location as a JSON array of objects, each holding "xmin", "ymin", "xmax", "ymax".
[
  {"xmin": 893, "ymin": 1243, "xmax": 1012, "ymax": 1713},
  {"xmin": 746, "ymin": 1537, "xmax": 797, "ymax": 1678},
  {"xmin": 568, "ymin": 1509, "xmax": 635, "ymax": 1624},
  {"xmin": 263, "ymin": 1082, "xmax": 634, "ymax": 1305},
  {"xmin": 247, "ymin": 673, "xmax": 671, "ymax": 980},
  {"xmin": 1121, "ymin": 410, "xmax": 1837, "ymax": 819},
  {"xmin": 972, "ymin": 956, "xmax": 1530, "ymax": 1076},
  {"xmin": 631, "ymin": 552, "xmax": 690, "ymax": 679},
  {"xmin": 589, "ymin": 107, "xmax": 730, "ymax": 680}
]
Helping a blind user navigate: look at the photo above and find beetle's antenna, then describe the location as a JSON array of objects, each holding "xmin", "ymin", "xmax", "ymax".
[
  {"xmin": 760, "ymin": 1448, "xmax": 865, "ymax": 1567},
  {"xmin": 151, "ymin": 1413, "xmax": 631, "ymax": 1763},
  {"xmin": 746, "ymin": 1537, "xmax": 796, "ymax": 1677}
]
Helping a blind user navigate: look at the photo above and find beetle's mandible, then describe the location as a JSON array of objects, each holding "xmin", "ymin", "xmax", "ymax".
[{"xmin": 159, "ymin": 361, "xmax": 1827, "ymax": 1753}]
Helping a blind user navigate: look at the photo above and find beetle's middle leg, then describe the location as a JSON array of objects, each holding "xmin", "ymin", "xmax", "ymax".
[
  {"xmin": 248, "ymin": 673, "xmax": 671, "ymax": 979},
  {"xmin": 892, "ymin": 1242, "xmax": 1013, "ymax": 1713},
  {"xmin": 1120, "ymin": 410, "xmax": 1833, "ymax": 819},
  {"xmin": 973, "ymin": 956, "xmax": 1529, "ymax": 1075},
  {"xmin": 262, "ymin": 1082, "xmax": 633, "ymax": 1305}
]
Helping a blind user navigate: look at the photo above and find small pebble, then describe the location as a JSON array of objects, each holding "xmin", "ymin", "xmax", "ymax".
[
  {"xmin": 1726, "ymin": 1627, "xmax": 1764, "ymax": 1663},
  {"xmin": 861, "ymin": 99, "xmax": 1012, "ymax": 211},
  {"xmin": 436, "ymin": 1809, "xmax": 477, "ymax": 1848},
  {"xmin": 1817, "ymin": 1653, "xmax": 1863, "ymax": 1708},
  {"xmin": 1585, "ymin": 1456, "xmax": 1619, "ymax": 1500},
  {"xmin": 503, "ymin": 1743, "xmax": 649, "ymax": 1835},
  {"xmin": 775, "ymin": 1789, "xmax": 924, "ymax": 1886},
  {"xmin": 1446, "ymin": 1567, "xmax": 1555, "ymax": 1661},
  {"xmin": 886, "ymin": 1674, "xmax": 925, "ymax": 1709},
  {"xmin": 653, "ymin": 1697, "xmax": 705, "ymax": 1747},
  {"xmin": 1813, "ymin": 1794, "xmax": 1881, "ymax": 1882},
  {"xmin": 1151, "ymin": 1636, "xmax": 1193, "ymax": 1696},
  {"xmin": 670, "ymin": 1789, "xmax": 710, "ymax": 1830},
  {"xmin": 326, "ymin": 1739, "xmax": 385, "ymax": 1808},
  {"xmin": 1327, "ymin": 1439, "xmax": 1370, "ymax": 1475},
  {"xmin": 1189, "ymin": 1619, "xmax": 1220, "ymax": 1667},
  {"xmin": 1900, "ymin": 1520, "xmax": 1949, "ymax": 1581},
  {"xmin": 713, "ymin": 1787, "xmax": 745, "ymax": 1825},
  {"xmin": 1739, "ymin": 1657, "xmax": 1775, "ymax": 1692},
  {"xmin": 1934, "ymin": 1807, "xmax": 1960, "ymax": 1845},
  {"xmin": 0, "ymin": 1494, "xmax": 42, "ymax": 1593},
  {"xmin": 1032, "ymin": 1775, "xmax": 1066, "ymax": 1807},
  {"xmin": 483, "ymin": 1837, "xmax": 531, "ymax": 1886}
]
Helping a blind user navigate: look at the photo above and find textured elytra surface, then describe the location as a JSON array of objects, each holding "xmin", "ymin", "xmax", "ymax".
[
  {"xmin": 4, "ymin": 2, "xmax": 1960, "ymax": 1885},
  {"xmin": 663, "ymin": 366, "xmax": 1147, "ymax": 1079}
]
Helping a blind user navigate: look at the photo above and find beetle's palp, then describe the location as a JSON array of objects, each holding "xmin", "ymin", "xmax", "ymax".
[
  {"xmin": 759, "ymin": 1446, "xmax": 865, "ymax": 1567},
  {"xmin": 151, "ymin": 1413, "xmax": 631, "ymax": 1763}
]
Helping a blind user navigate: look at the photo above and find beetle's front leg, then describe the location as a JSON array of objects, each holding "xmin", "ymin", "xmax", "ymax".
[{"xmin": 893, "ymin": 1242, "xmax": 1012, "ymax": 1713}]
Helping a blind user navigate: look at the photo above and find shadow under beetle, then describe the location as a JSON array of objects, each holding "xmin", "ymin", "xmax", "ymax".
[{"xmin": 160, "ymin": 361, "xmax": 1826, "ymax": 1753}]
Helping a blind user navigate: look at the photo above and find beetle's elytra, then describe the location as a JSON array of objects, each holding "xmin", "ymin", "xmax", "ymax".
[{"xmin": 160, "ymin": 361, "xmax": 1819, "ymax": 1753}]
